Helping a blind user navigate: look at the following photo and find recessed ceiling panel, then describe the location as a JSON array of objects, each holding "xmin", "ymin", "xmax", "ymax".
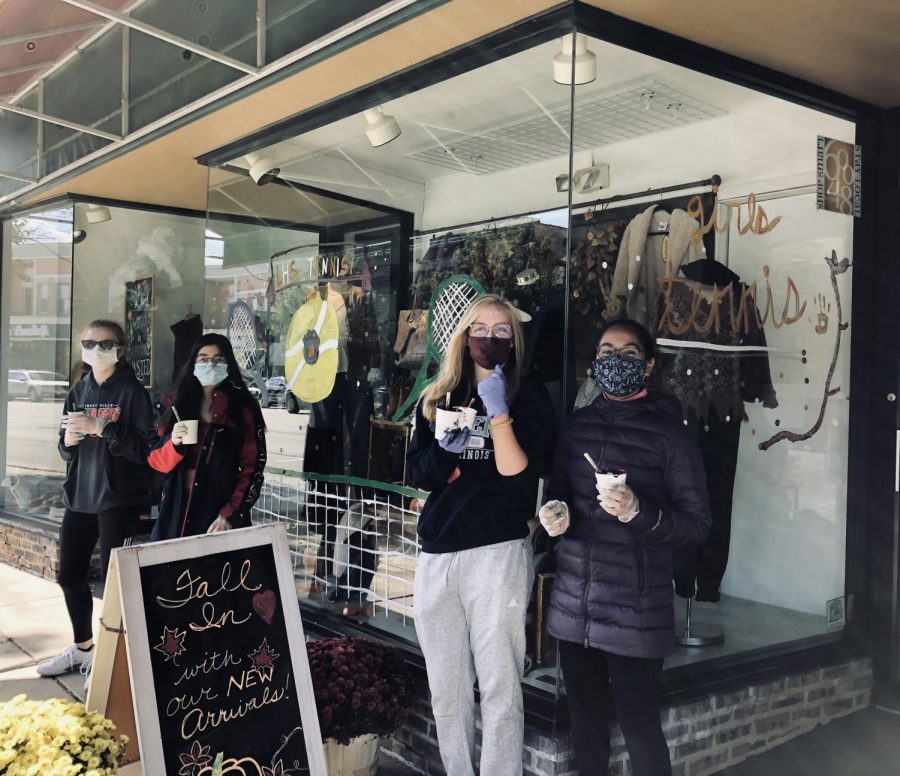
[{"xmin": 407, "ymin": 80, "xmax": 725, "ymax": 175}]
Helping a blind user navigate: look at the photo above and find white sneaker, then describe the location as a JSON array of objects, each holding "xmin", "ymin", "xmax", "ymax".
[
  {"xmin": 36, "ymin": 644, "xmax": 94, "ymax": 677},
  {"xmin": 81, "ymin": 654, "xmax": 94, "ymax": 693}
]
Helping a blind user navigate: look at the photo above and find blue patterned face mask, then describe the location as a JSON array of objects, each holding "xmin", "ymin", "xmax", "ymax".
[{"xmin": 591, "ymin": 353, "xmax": 646, "ymax": 398}]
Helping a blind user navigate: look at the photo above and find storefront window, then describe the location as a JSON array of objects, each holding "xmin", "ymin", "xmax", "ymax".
[
  {"xmin": 0, "ymin": 17, "xmax": 858, "ymax": 704},
  {"xmin": 568, "ymin": 34, "xmax": 855, "ymax": 665},
  {"xmin": 200, "ymin": 26, "xmax": 858, "ymax": 686},
  {"xmin": 0, "ymin": 206, "xmax": 74, "ymax": 519}
]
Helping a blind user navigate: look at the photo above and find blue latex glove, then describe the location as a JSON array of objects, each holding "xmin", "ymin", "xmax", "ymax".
[
  {"xmin": 477, "ymin": 365, "xmax": 509, "ymax": 419},
  {"xmin": 438, "ymin": 426, "xmax": 472, "ymax": 454}
]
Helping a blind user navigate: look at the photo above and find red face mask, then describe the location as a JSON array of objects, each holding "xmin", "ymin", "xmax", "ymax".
[{"xmin": 468, "ymin": 337, "xmax": 512, "ymax": 370}]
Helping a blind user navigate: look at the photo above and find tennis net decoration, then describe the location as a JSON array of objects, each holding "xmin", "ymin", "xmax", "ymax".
[{"xmin": 253, "ymin": 468, "xmax": 426, "ymax": 628}]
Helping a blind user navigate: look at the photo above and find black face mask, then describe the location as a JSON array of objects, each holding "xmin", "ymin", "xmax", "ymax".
[
  {"xmin": 591, "ymin": 354, "xmax": 646, "ymax": 397},
  {"xmin": 468, "ymin": 337, "xmax": 512, "ymax": 370}
]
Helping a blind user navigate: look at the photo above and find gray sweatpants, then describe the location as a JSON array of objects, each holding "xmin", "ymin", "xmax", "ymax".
[{"xmin": 414, "ymin": 538, "xmax": 534, "ymax": 776}]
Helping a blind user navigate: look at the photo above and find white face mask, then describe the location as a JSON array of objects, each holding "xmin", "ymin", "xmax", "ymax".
[
  {"xmin": 194, "ymin": 362, "xmax": 229, "ymax": 387},
  {"xmin": 82, "ymin": 346, "xmax": 119, "ymax": 371}
]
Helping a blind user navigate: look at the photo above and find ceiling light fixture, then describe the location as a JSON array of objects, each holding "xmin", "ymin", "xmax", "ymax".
[
  {"xmin": 245, "ymin": 152, "xmax": 280, "ymax": 185},
  {"xmin": 553, "ymin": 33, "xmax": 597, "ymax": 85},
  {"xmin": 85, "ymin": 204, "xmax": 111, "ymax": 224},
  {"xmin": 572, "ymin": 164, "xmax": 609, "ymax": 193},
  {"xmin": 364, "ymin": 107, "xmax": 401, "ymax": 147}
]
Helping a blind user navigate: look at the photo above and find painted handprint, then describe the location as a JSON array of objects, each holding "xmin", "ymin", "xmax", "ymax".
[{"xmin": 814, "ymin": 293, "xmax": 831, "ymax": 334}]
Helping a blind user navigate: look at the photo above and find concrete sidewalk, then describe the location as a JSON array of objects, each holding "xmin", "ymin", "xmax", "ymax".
[
  {"xmin": 0, "ymin": 561, "xmax": 416, "ymax": 775},
  {"xmin": 0, "ymin": 561, "xmax": 90, "ymax": 704}
]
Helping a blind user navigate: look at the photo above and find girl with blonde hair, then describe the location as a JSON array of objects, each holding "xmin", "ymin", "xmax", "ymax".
[{"xmin": 407, "ymin": 293, "xmax": 554, "ymax": 776}]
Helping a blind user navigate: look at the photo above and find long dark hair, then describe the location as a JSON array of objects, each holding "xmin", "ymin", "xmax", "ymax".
[
  {"xmin": 163, "ymin": 333, "xmax": 264, "ymax": 432},
  {"xmin": 596, "ymin": 318, "xmax": 657, "ymax": 361},
  {"xmin": 82, "ymin": 319, "xmax": 136, "ymax": 376}
]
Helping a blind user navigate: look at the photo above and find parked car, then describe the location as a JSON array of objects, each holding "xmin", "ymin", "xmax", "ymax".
[
  {"xmin": 241, "ymin": 369, "xmax": 268, "ymax": 407},
  {"xmin": 265, "ymin": 376, "xmax": 286, "ymax": 407},
  {"xmin": 8, "ymin": 369, "xmax": 69, "ymax": 402}
]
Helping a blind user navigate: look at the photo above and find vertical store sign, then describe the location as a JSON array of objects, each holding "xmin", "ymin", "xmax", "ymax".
[
  {"xmin": 817, "ymin": 136, "xmax": 862, "ymax": 216},
  {"xmin": 87, "ymin": 525, "xmax": 326, "ymax": 776}
]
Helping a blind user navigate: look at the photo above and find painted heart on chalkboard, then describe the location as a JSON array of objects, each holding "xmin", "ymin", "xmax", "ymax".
[{"xmin": 252, "ymin": 590, "xmax": 277, "ymax": 624}]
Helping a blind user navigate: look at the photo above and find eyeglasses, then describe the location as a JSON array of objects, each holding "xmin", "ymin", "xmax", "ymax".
[
  {"xmin": 81, "ymin": 339, "xmax": 120, "ymax": 351},
  {"xmin": 469, "ymin": 323, "xmax": 513, "ymax": 340},
  {"xmin": 196, "ymin": 356, "xmax": 227, "ymax": 366},
  {"xmin": 597, "ymin": 344, "xmax": 643, "ymax": 360}
]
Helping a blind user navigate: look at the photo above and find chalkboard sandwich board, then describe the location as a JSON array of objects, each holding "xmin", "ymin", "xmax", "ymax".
[{"xmin": 87, "ymin": 524, "xmax": 326, "ymax": 776}]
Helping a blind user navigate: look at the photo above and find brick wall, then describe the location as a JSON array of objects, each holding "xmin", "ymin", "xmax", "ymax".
[
  {"xmin": 0, "ymin": 515, "xmax": 102, "ymax": 581},
  {"xmin": 0, "ymin": 515, "xmax": 60, "ymax": 579},
  {"xmin": 380, "ymin": 656, "xmax": 873, "ymax": 776}
]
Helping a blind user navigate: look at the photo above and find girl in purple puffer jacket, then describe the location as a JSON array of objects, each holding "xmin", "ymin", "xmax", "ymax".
[{"xmin": 539, "ymin": 318, "xmax": 710, "ymax": 776}]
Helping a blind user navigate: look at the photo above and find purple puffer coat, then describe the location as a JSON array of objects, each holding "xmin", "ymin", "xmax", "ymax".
[{"xmin": 545, "ymin": 392, "xmax": 710, "ymax": 659}]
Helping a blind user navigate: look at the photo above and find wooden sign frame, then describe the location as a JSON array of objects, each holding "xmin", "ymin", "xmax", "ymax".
[{"xmin": 87, "ymin": 525, "xmax": 326, "ymax": 776}]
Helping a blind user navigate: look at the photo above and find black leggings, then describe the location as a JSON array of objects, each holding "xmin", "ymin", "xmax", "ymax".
[
  {"xmin": 559, "ymin": 640, "xmax": 672, "ymax": 776},
  {"xmin": 57, "ymin": 507, "xmax": 140, "ymax": 643}
]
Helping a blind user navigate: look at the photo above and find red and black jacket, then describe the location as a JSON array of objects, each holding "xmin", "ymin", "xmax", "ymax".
[{"xmin": 148, "ymin": 388, "xmax": 266, "ymax": 539}]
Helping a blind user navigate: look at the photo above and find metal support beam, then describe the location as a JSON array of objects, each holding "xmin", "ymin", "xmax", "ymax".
[
  {"xmin": 57, "ymin": 0, "xmax": 258, "ymax": 75},
  {"xmin": 256, "ymin": 0, "xmax": 266, "ymax": 68},
  {"xmin": 121, "ymin": 27, "xmax": 130, "ymax": 136},
  {"xmin": 0, "ymin": 101, "xmax": 120, "ymax": 141},
  {"xmin": 0, "ymin": 61, "xmax": 56, "ymax": 79},
  {"xmin": 0, "ymin": 170, "xmax": 37, "ymax": 184},
  {"xmin": 8, "ymin": 0, "xmax": 151, "ymax": 106},
  {"xmin": 0, "ymin": 22, "xmax": 104, "ymax": 48},
  {"xmin": 36, "ymin": 81, "xmax": 44, "ymax": 179}
]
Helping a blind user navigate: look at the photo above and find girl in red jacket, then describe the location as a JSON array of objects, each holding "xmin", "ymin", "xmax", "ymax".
[{"xmin": 149, "ymin": 333, "xmax": 266, "ymax": 538}]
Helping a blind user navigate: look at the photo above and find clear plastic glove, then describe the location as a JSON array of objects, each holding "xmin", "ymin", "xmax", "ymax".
[
  {"xmin": 438, "ymin": 426, "xmax": 472, "ymax": 454},
  {"xmin": 539, "ymin": 500, "xmax": 569, "ymax": 537},
  {"xmin": 477, "ymin": 365, "xmax": 509, "ymax": 419},
  {"xmin": 66, "ymin": 414, "xmax": 104, "ymax": 437},
  {"xmin": 63, "ymin": 427, "xmax": 83, "ymax": 447},
  {"xmin": 598, "ymin": 484, "xmax": 639, "ymax": 521},
  {"xmin": 207, "ymin": 516, "xmax": 232, "ymax": 534}
]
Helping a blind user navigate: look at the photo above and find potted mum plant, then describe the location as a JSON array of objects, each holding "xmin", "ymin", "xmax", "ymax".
[
  {"xmin": 307, "ymin": 635, "xmax": 413, "ymax": 776},
  {"xmin": 0, "ymin": 694, "xmax": 127, "ymax": 775}
]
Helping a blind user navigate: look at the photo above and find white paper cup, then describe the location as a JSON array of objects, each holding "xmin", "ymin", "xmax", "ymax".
[
  {"xmin": 455, "ymin": 406, "xmax": 477, "ymax": 431},
  {"xmin": 595, "ymin": 470, "xmax": 627, "ymax": 509},
  {"xmin": 435, "ymin": 408, "xmax": 463, "ymax": 439},
  {"xmin": 435, "ymin": 406, "xmax": 477, "ymax": 439},
  {"xmin": 176, "ymin": 420, "xmax": 199, "ymax": 445},
  {"xmin": 64, "ymin": 410, "xmax": 85, "ymax": 443}
]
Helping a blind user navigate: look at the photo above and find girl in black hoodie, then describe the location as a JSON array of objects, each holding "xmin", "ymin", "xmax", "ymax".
[{"xmin": 37, "ymin": 320, "xmax": 155, "ymax": 682}]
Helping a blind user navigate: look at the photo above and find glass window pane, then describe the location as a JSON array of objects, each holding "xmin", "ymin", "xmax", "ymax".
[
  {"xmin": 71, "ymin": 203, "xmax": 208, "ymax": 401},
  {"xmin": 568, "ymin": 33, "xmax": 855, "ymax": 666},
  {"xmin": 128, "ymin": 29, "xmax": 246, "ymax": 131},
  {"xmin": 210, "ymin": 35, "xmax": 573, "ymax": 701},
  {"xmin": 42, "ymin": 26, "xmax": 122, "ymax": 176},
  {"xmin": 265, "ymin": 0, "xmax": 392, "ymax": 63},
  {"xmin": 0, "ymin": 207, "xmax": 73, "ymax": 520}
]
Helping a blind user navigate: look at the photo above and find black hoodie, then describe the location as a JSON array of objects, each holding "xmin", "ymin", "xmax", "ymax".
[
  {"xmin": 406, "ymin": 379, "xmax": 554, "ymax": 553},
  {"xmin": 59, "ymin": 365, "xmax": 155, "ymax": 512}
]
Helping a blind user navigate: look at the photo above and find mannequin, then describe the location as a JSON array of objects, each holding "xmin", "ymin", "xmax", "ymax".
[{"xmin": 654, "ymin": 256, "xmax": 777, "ymax": 608}]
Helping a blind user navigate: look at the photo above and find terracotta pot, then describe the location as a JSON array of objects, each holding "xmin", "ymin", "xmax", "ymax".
[{"xmin": 323, "ymin": 734, "xmax": 380, "ymax": 776}]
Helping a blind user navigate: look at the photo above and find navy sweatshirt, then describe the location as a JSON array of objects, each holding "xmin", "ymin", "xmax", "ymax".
[
  {"xmin": 406, "ymin": 379, "xmax": 554, "ymax": 553},
  {"xmin": 59, "ymin": 365, "xmax": 155, "ymax": 513}
]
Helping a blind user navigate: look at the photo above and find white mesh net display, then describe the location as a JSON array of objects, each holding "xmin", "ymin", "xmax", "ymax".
[
  {"xmin": 228, "ymin": 301, "xmax": 257, "ymax": 369},
  {"xmin": 430, "ymin": 279, "xmax": 483, "ymax": 357},
  {"xmin": 253, "ymin": 471, "xmax": 422, "ymax": 630}
]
